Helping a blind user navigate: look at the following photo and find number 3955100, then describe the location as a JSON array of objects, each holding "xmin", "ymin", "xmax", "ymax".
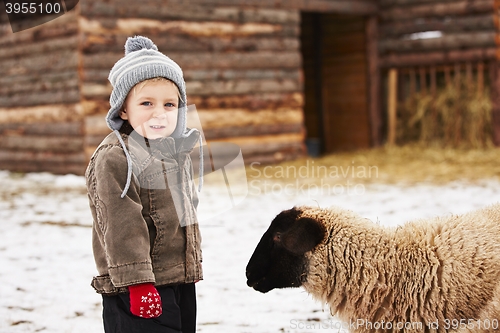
[{"xmin": 5, "ymin": 2, "xmax": 62, "ymax": 14}]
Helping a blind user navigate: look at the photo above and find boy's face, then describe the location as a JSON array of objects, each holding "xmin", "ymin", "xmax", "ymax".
[{"xmin": 120, "ymin": 81, "xmax": 179, "ymax": 140}]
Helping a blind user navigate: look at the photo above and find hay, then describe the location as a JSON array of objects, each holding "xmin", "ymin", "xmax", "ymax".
[
  {"xmin": 397, "ymin": 79, "xmax": 493, "ymax": 148},
  {"xmin": 247, "ymin": 145, "xmax": 500, "ymax": 186}
]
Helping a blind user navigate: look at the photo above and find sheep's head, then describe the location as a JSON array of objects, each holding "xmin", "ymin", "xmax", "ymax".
[{"xmin": 246, "ymin": 207, "xmax": 326, "ymax": 293}]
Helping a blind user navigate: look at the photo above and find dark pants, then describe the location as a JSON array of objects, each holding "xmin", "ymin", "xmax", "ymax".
[{"xmin": 102, "ymin": 283, "xmax": 196, "ymax": 333}]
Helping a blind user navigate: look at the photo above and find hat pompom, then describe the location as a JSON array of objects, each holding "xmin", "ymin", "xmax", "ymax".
[{"xmin": 125, "ymin": 36, "xmax": 158, "ymax": 55}]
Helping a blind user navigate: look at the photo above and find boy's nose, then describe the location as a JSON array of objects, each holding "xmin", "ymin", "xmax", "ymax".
[{"xmin": 152, "ymin": 108, "xmax": 166, "ymax": 119}]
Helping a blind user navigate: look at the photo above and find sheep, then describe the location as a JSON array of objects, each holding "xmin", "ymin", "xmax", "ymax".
[{"xmin": 246, "ymin": 205, "xmax": 500, "ymax": 333}]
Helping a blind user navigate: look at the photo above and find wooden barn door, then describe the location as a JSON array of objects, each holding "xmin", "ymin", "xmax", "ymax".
[{"xmin": 301, "ymin": 13, "xmax": 371, "ymax": 153}]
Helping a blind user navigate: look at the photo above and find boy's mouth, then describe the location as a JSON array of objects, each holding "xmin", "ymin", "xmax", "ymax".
[{"xmin": 150, "ymin": 125, "xmax": 166, "ymax": 129}]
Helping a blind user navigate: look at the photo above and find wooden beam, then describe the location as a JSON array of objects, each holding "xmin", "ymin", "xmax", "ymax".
[
  {"xmin": 203, "ymin": 123, "xmax": 303, "ymax": 139},
  {"xmin": 0, "ymin": 150, "xmax": 86, "ymax": 175},
  {"xmin": 0, "ymin": 89, "xmax": 80, "ymax": 108},
  {"xmin": 86, "ymin": 123, "xmax": 304, "ymax": 147},
  {"xmin": 379, "ymin": 14, "xmax": 494, "ymax": 38},
  {"xmin": 0, "ymin": 49, "xmax": 78, "ymax": 75},
  {"xmin": 0, "ymin": 135, "xmax": 83, "ymax": 153},
  {"xmin": 0, "ymin": 35, "xmax": 78, "ymax": 59},
  {"xmin": 477, "ymin": 62, "xmax": 485, "ymax": 97},
  {"xmin": 184, "ymin": 68, "xmax": 301, "ymax": 81},
  {"xmin": 85, "ymin": 0, "xmax": 377, "ymax": 14},
  {"xmin": 0, "ymin": 104, "xmax": 83, "ymax": 124},
  {"xmin": 466, "ymin": 62, "xmax": 473, "ymax": 90},
  {"xmin": 0, "ymin": 122, "xmax": 82, "ymax": 136},
  {"xmin": 380, "ymin": 48, "xmax": 496, "ymax": 68},
  {"xmin": 82, "ymin": 51, "xmax": 301, "ymax": 70},
  {"xmin": 0, "ymin": 75, "xmax": 79, "ymax": 96},
  {"xmin": 0, "ymin": 71, "xmax": 78, "ymax": 89},
  {"xmin": 453, "ymin": 62, "xmax": 463, "ymax": 145},
  {"xmin": 409, "ymin": 68, "xmax": 416, "ymax": 95},
  {"xmin": 282, "ymin": 0, "xmax": 378, "ymax": 14},
  {"xmin": 379, "ymin": 32, "xmax": 495, "ymax": 55},
  {"xmin": 0, "ymin": 150, "xmax": 86, "ymax": 163},
  {"xmin": 210, "ymin": 132, "xmax": 305, "ymax": 157},
  {"xmin": 380, "ymin": 0, "xmax": 494, "ymax": 22},
  {"xmin": 430, "ymin": 66, "xmax": 437, "ymax": 96},
  {"xmin": 81, "ymin": 83, "xmax": 112, "ymax": 99},
  {"xmin": 197, "ymin": 108, "xmax": 304, "ymax": 130},
  {"xmin": 491, "ymin": 62, "xmax": 500, "ymax": 145},
  {"xmin": 419, "ymin": 67, "xmax": 427, "ymax": 95},
  {"xmin": 454, "ymin": 63, "xmax": 461, "ymax": 88},
  {"xmin": 366, "ymin": 15, "xmax": 382, "ymax": 147},
  {"xmin": 81, "ymin": 78, "xmax": 302, "ymax": 99},
  {"xmin": 387, "ymin": 68, "xmax": 398, "ymax": 145},
  {"xmin": 444, "ymin": 66, "xmax": 451, "ymax": 86},
  {"xmin": 381, "ymin": 0, "xmax": 481, "ymax": 7},
  {"xmin": 430, "ymin": 66, "xmax": 437, "ymax": 125},
  {"xmin": 81, "ymin": 34, "xmax": 300, "ymax": 54},
  {"xmin": 85, "ymin": 107, "xmax": 305, "ymax": 137},
  {"xmin": 79, "ymin": 17, "xmax": 297, "ymax": 38},
  {"xmin": 79, "ymin": 1, "xmax": 300, "ymax": 24},
  {"xmin": 191, "ymin": 92, "xmax": 303, "ymax": 109},
  {"xmin": 82, "ymin": 92, "xmax": 304, "ymax": 116},
  {"xmin": 188, "ymin": 78, "xmax": 301, "ymax": 96}
]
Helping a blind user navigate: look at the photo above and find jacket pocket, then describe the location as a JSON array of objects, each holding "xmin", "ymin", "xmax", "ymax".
[{"xmin": 149, "ymin": 210, "xmax": 186, "ymax": 269}]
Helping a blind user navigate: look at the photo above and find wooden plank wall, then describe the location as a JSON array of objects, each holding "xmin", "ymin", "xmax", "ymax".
[
  {"xmin": 180, "ymin": 0, "xmax": 378, "ymax": 13},
  {"xmin": 379, "ymin": 0, "xmax": 496, "ymax": 68},
  {"xmin": 79, "ymin": 0, "xmax": 308, "ymax": 164},
  {"xmin": 0, "ymin": 9, "xmax": 84, "ymax": 174}
]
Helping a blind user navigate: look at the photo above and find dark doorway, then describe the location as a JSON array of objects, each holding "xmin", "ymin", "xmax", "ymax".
[{"xmin": 301, "ymin": 12, "xmax": 371, "ymax": 154}]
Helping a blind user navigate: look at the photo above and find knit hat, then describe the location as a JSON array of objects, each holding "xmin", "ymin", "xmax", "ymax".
[
  {"xmin": 106, "ymin": 35, "xmax": 187, "ymax": 138},
  {"xmin": 104, "ymin": 36, "xmax": 203, "ymax": 198}
]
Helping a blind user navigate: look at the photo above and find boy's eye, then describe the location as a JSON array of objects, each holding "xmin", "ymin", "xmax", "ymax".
[
  {"xmin": 165, "ymin": 102, "xmax": 176, "ymax": 108},
  {"xmin": 141, "ymin": 101, "xmax": 152, "ymax": 106}
]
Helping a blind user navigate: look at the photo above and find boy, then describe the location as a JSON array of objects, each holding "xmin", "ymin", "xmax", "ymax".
[{"xmin": 85, "ymin": 36, "xmax": 202, "ymax": 333}]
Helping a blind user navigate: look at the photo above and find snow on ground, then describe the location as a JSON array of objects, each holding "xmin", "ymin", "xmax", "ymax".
[{"xmin": 1, "ymin": 170, "xmax": 500, "ymax": 333}]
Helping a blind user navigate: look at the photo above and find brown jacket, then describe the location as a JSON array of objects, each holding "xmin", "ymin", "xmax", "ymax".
[{"xmin": 85, "ymin": 129, "xmax": 203, "ymax": 294}]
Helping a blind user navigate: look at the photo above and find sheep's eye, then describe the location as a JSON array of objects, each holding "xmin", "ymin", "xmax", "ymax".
[{"xmin": 273, "ymin": 232, "xmax": 281, "ymax": 243}]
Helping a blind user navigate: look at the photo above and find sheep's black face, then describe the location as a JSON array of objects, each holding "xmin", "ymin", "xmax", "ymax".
[{"xmin": 246, "ymin": 207, "xmax": 326, "ymax": 293}]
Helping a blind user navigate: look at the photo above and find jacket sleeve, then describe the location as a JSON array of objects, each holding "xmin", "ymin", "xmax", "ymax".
[{"xmin": 90, "ymin": 144, "xmax": 155, "ymax": 288}]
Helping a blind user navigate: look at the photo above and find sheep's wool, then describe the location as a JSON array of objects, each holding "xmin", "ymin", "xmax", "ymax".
[{"xmin": 300, "ymin": 204, "xmax": 500, "ymax": 333}]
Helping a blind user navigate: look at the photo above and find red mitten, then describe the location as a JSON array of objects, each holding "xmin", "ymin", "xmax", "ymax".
[{"xmin": 128, "ymin": 283, "xmax": 162, "ymax": 318}]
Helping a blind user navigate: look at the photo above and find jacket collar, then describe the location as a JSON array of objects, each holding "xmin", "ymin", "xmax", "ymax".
[
  {"xmin": 125, "ymin": 128, "xmax": 200, "ymax": 159},
  {"xmin": 112, "ymin": 122, "xmax": 204, "ymax": 198}
]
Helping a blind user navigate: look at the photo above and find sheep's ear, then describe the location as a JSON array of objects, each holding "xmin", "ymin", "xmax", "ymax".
[{"xmin": 280, "ymin": 217, "xmax": 325, "ymax": 255}]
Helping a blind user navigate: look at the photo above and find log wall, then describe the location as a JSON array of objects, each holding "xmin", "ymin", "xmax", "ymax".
[
  {"xmin": 0, "ymin": 0, "xmax": 378, "ymax": 176},
  {"xmin": 379, "ymin": 0, "xmax": 496, "ymax": 68},
  {"xmin": 79, "ymin": 0, "xmax": 311, "ymax": 165},
  {"xmin": 0, "ymin": 9, "xmax": 84, "ymax": 175}
]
